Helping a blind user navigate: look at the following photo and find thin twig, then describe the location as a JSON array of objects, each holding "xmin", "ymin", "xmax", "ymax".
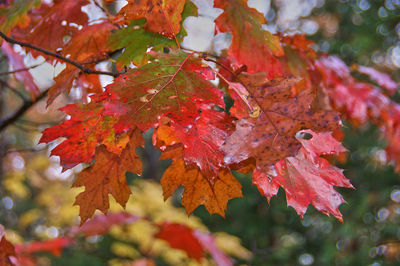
[
  {"xmin": 0, "ymin": 31, "xmax": 119, "ymax": 78},
  {"xmin": 0, "ymin": 79, "xmax": 28, "ymax": 101},
  {"xmin": 0, "ymin": 89, "xmax": 48, "ymax": 132},
  {"xmin": 0, "ymin": 62, "xmax": 44, "ymax": 76}
]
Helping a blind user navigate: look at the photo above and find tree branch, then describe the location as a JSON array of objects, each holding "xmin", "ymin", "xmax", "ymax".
[
  {"xmin": 0, "ymin": 79, "xmax": 28, "ymax": 101},
  {"xmin": 0, "ymin": 89, "xmax": 48, "ymax": 132},
  {"xmin": 0, "ymin": 31, "xmax": 119, "ymax": 78}
]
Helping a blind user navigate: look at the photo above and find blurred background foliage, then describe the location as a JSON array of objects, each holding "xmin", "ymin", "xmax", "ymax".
[{"xmin": 1, "ymin": 0, "xmax": 400, "ymax": 265}]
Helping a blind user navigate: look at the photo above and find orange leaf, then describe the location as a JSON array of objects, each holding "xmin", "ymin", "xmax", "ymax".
[
  {"xmin": 118, "ymin": 0, "xmax": 186, "ymax": 38},
  {"xmin": 72, "ymin": 129, "xmax": 144, "ymax": 223},
  {"xmin": 161, "ymin": 158, "xmax": 242, "ymax": 216}
]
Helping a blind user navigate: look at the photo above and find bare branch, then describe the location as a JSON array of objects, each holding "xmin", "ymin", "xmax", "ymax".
[
  {"xmin": 0, "ymin": 79, "xmax": 28, "ymax": 101},
  {"xmin": 0, "ymin": 31, "xmax": 119, "ymax": 78}
]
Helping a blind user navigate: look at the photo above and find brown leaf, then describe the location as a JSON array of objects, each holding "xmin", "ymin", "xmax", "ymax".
[{"xmin": 72, "ymin": 129, "xmax": 144, "ymax": 223}]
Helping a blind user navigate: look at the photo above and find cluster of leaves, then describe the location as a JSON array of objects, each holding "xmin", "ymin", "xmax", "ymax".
[{"xmin": 0, "ymin": 0, "xmax": 398, "ymax": 229}]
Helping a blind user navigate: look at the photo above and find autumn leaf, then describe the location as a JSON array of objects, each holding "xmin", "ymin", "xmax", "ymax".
[
  {"xmin": 11, "ymin": 0, "xmax": 89, "ymax": 58},
  {"xmin": 104, "ymin": 49, "xmax": 222, "ymax": 130},
  {"xmin": 47, "ymin": 21, "xmax": 116, "ymax": 104},
  {"xmin": 161, "ymin": 155, "xmax": 242, "ymax": 216},
  {"xmin": 117, "ymin": 0, "xmax": 186, "ymax": 38},
  {"xmin": 108, "ymin": 20, "xmax": 176, "ymax": 67},
  {"xmin": 223, "ymin": 77, "xmax": 341, "ymax": 173},
  {"xmin": 108, "ymin": 1, "xmax": 197, "ymax": 67},
  {"xmin": 156, "ymin": 222, "xmax": 205, "ymax": 261},
  {"xmin": 72, "ymin": 129, "xmax": 144, "ymax": 223},
  {"xmin": 254, "ymin": 130, "xmax": 353, "ymax": 221},
  {"xmin": 214, "ymin": 0, "xmax": 284, "ymax": 78},
  {"xmin": 40, "ymin": 50, "xmax": 220, "ymax": 169},
  {"xmin": 40, "ymin": 94, "xmax": 132, "ymax": 170},
  {"xmin": 159, "ymin": 105, "xmax": 234, "ymax": 178}
]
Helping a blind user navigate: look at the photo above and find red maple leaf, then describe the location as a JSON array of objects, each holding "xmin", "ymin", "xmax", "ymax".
[
  {"xmin": 254, "ymin": 130, "xmax": 353, "ymax": 221},
  {"xmin": 214, "ymin": 0, "xmax": 284, "ymax": 78}
]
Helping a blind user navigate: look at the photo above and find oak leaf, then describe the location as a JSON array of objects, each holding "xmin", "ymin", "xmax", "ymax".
[{"xmin": 72, "ymin": 129, "xmax": 144, "ymax": 223}]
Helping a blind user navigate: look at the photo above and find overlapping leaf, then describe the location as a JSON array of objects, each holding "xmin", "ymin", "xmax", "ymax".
[
  {"xmin": 161, "ymin": 147, "xmax": 242, "ymax": 216},
  {"xmin": 223, "ymin": 76, "xmax": 341, "ymax": 173},
  {"xmin": 40, "ymin": 93, "xmax": 132, "ymax": 169},
  {"xmin": 214, "ymin": 0, "xmax": 284, "ymax": 78},
  {"xmin": 157, "ymin": 105, "xmax": 234, "ymax": 178},
  {"xmin": 105, "ymin": 50, "xmax": 222, "ymax": 130},
  {"xmin": 47, "ymin": 21, "xmax": 116, "ymax": 104},
  {"xmin": 253, "ymin": 130, "xmax": 353, "ymax": 221},
  {"xmin": 156, "ymin": 222, "xmax": 233, "ymax": 265},
  {"xmin": 108, "ymin": 1, "xmax": 197, "ymax": 67},
  {"xmin": 41, "ymin": 50, "xmax": 221, "ymax": 169}
]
